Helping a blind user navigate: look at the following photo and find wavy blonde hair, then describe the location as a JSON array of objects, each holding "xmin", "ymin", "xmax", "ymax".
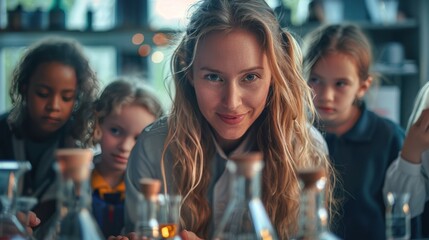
[{"xmin": 162, "ymin": 0, "xmax": 333, "ymax": 238}]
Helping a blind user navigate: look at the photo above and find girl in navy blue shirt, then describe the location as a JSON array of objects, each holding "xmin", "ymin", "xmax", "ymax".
[{"xmin": 303, "ymin": 24, "xmax": 406, "ymax": 240}]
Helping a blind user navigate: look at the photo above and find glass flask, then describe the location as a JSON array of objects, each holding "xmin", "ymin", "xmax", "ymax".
[
  {"xmin": 157, "ymin": 194, "xmax": 182, "ymax": 240},
  {"xmin": 46, "ymin": 148, "xmax": 104, "ymax": 240},
  {"xmin": 213, "ymin": 152, "xmax": 278, "ymax": 240},
  {"xmin": 135, "ymin": 178, "xmax": 161, "ymax": 240},
  {"xmin": 385, "ymin": 192, "xmax": 411, "ymax": 240},
  {"xmin": 0, "ymin": 160, "xmax": 32, "ymax": 239},
  {"xmin": 293, "ymin": 168, "xmax": 338, "ymax": 240}
]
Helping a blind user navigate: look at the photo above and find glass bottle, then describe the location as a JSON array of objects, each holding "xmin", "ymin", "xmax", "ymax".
[
  {"xmin": 213, "ymin": 152, "xmax": 278, "ymax": 240},
  {"xmin": 157, "ymin": 194, "xmax": 182, "ymax": 240},
  {"xmin": 385, "ymin": 192, "xmax": 411, "ymax": 240},
  {"xmin": 293, "ymin": 168, "xmax": 338, "ymax": 240},
  {"xmin": 0, "ymin": 160, "xmax": 32, "ymax": 239},
  {"xmin": 48, "ymin": 0, "xmax": 66, "ymax": 30},
  {"xmin": 46, "ymin": 148, "xmax": 104, "ymax": 240},
  {"xmin": 135, "ymin": 178, "xmax": 161, "ymax": 240},
  {"xmin": 7, "ymin": 4, "xmax": 27, "ymax": 31}
]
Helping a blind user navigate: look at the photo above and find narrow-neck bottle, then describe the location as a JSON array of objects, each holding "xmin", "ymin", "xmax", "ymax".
[
  {"xmin": 213, "ymin": 152, "xmax": 278, "ymax": 240},
  {"xmin": 46, "ymin": 148, "xmax": 104, "ymax": 240},
  {"xmin": 293, "ymin": 168, "xmax": 338, "ymax": 240},
  {"xmin": 49, "ymin": 0, "xmax": 66, "ymax": 30},
  {"xmin": 136, "ymin": 178, "xmax": 161, "ymax": 240}
]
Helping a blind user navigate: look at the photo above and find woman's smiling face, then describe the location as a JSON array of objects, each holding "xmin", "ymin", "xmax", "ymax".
[{"xmin": 191, "ymin": 28, "xmax": 271, "ymax": 148}]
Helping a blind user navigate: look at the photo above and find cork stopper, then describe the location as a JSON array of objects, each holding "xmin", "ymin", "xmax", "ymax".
[
  {"xmin": 56, "ymin": 148, "xmax": 93, "ymax": 181},
  {"xmin": 229, "ymin": 152, "xmax": 264, "ymax": 178},
  {"xmin": 139, "ymin": 178, "xmax": 161, "ymax": 199},
  {"xmin": 296, "ymin": 167, "xmax": 326, "ymax": 189}
]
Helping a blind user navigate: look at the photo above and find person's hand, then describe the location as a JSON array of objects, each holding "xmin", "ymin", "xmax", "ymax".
[
  {"xmin": 107, "ymin": 232, "xmax": 137, "ymax": 240},
  {"xmin": 16, "ymin": 211, "xmax": 40, "ymax": 235},
  {"xmin": 402, "ymin": 108, "xmax": 429, "ymax": 164},
  {"xmin": 180, "ymin": 230, "xmax": 204, "ymax": 240}
]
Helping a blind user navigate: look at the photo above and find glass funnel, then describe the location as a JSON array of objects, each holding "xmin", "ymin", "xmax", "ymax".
[
  {"xmin": 46, "ymin": 148, "xmax": 103, "ymax": 240},
  {"xmin": 213, "ymin": 152, "xmax": 278, "ymax": 240},
  {"xmin": 293, "ymin": 167, "xmax": 338, "ymax": 240},
  {"xmin": 0, "ymin": 160, "xmax": 32, "ymax": 239}
]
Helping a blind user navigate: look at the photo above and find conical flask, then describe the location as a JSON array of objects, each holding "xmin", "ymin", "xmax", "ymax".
[
  {"xmin": 135, "ymin": 178, "xmax": 161, "ymax": 240},
  {"xmin": 213, "ymin": 152, "xmax": 278, "ymax": 240},
  {"xmin": 46, "ymin": 148, "xmax": 104, "ymax": 240},
  {"xmin": 0, "ymin": 160, "xmax": 32, "ymax": 239},
  {"xmin": 293, "ymin": 168, "xmax": 338, "ymax": 240}
]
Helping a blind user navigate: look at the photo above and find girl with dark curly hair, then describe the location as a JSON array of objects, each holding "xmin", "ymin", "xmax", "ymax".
[{"xmin": 0, "ymin": 36, "xmax": 99, "ymax": 237}]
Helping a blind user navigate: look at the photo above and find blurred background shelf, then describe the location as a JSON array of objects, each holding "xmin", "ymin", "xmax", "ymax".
[
  {"xmin": 0, "ymin": 0, "xmax": 428, "ymax": 128},
  {"xmin": 0, "ymin": 28, "xmax": 176, "ymax": 52}
]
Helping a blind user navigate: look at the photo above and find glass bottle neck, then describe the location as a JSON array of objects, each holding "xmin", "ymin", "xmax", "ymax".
[
  {"xmin": 136, "ymin": 197, "xmax": 159, "ymax": 239},
  {"xmin": 297, "ymin": 186, "xmax": 329, "ymax": 238},
  {"xmin": 52, "ymin": 0, "xmax": 63, "ymax": 8},
  {"xmin": 214, "ymin": 157, "xmax": 279, "ymax": 240},
  {"xmin": 141, "ymin": 197, "xmax": 158, "ymax": 222},
  {"xmin": 60, "ymin": 178, "xmax": 92, "ymax": 212},
  {"xmin": 232, "ymin": 173, "xmax": 261, "ymax": 202}
]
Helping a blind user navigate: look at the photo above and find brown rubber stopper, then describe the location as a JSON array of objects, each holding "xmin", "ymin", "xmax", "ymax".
[
  {"xmin": 229, "ymin": 152, "xmax": 264, "ymax": 178},
  {"xmin": 56, "ymin": 148, "xmax": 93, "ymax": 181},
  {"xmin": 296, "ymin": 167, "xmax": 326, "ymax": 189},
  {"xmin": 139, "ymin": 178, "xmax": 161, "ymax": 199}
]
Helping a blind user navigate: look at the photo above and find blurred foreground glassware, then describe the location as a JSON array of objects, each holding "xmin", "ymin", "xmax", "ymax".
[
  {"xmin": 45, "ymin": 148, "xmax": 103, "ymax": 240},
  {"xmin": 158, "ymin": 194, "xmax": 182, "ymax": 240},
  {"xmin": 213, "ymin": 152, "xmax": 278, "ymax": 240},
  {"xmin": 0, "ymin": 160, "xmax": 31, "ymax": 239},
  {"xmin": 293, "ymin": 168, "xmax": 338, "ymax": 240},
  {"xmin": 385, "ymin": 192, "xmax": 410, "ymax": 240},
  {"xmin": 135, "ymin": 178, "xmax": 161, "ymax": 240}
]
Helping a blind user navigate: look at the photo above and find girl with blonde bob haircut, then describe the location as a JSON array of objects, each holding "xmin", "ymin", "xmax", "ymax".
[{"xmin": 122, "ymin": 0, "xmax": 334, "ymax": 239}]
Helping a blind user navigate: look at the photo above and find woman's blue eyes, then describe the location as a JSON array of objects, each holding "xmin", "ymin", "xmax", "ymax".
[
  {"xmin": 204, "ymin": 73, "xmax": 258, "ymax": 82},
  {"xmin": 244, "ymin": 74, "xmax": 257, "ymax": 81},
  {"xmin": 206, "ymin": 74, "xmax": 220, "ymax": 81}
]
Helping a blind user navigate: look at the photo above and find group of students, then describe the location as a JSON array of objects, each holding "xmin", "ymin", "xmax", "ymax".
[
  {"xmin": 0, "ymin": 0, "xmax": 428, "ymax": 239},
  {"xmin": 0, "ymin": 37, "xmax": 164, "ymax": 238}
]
